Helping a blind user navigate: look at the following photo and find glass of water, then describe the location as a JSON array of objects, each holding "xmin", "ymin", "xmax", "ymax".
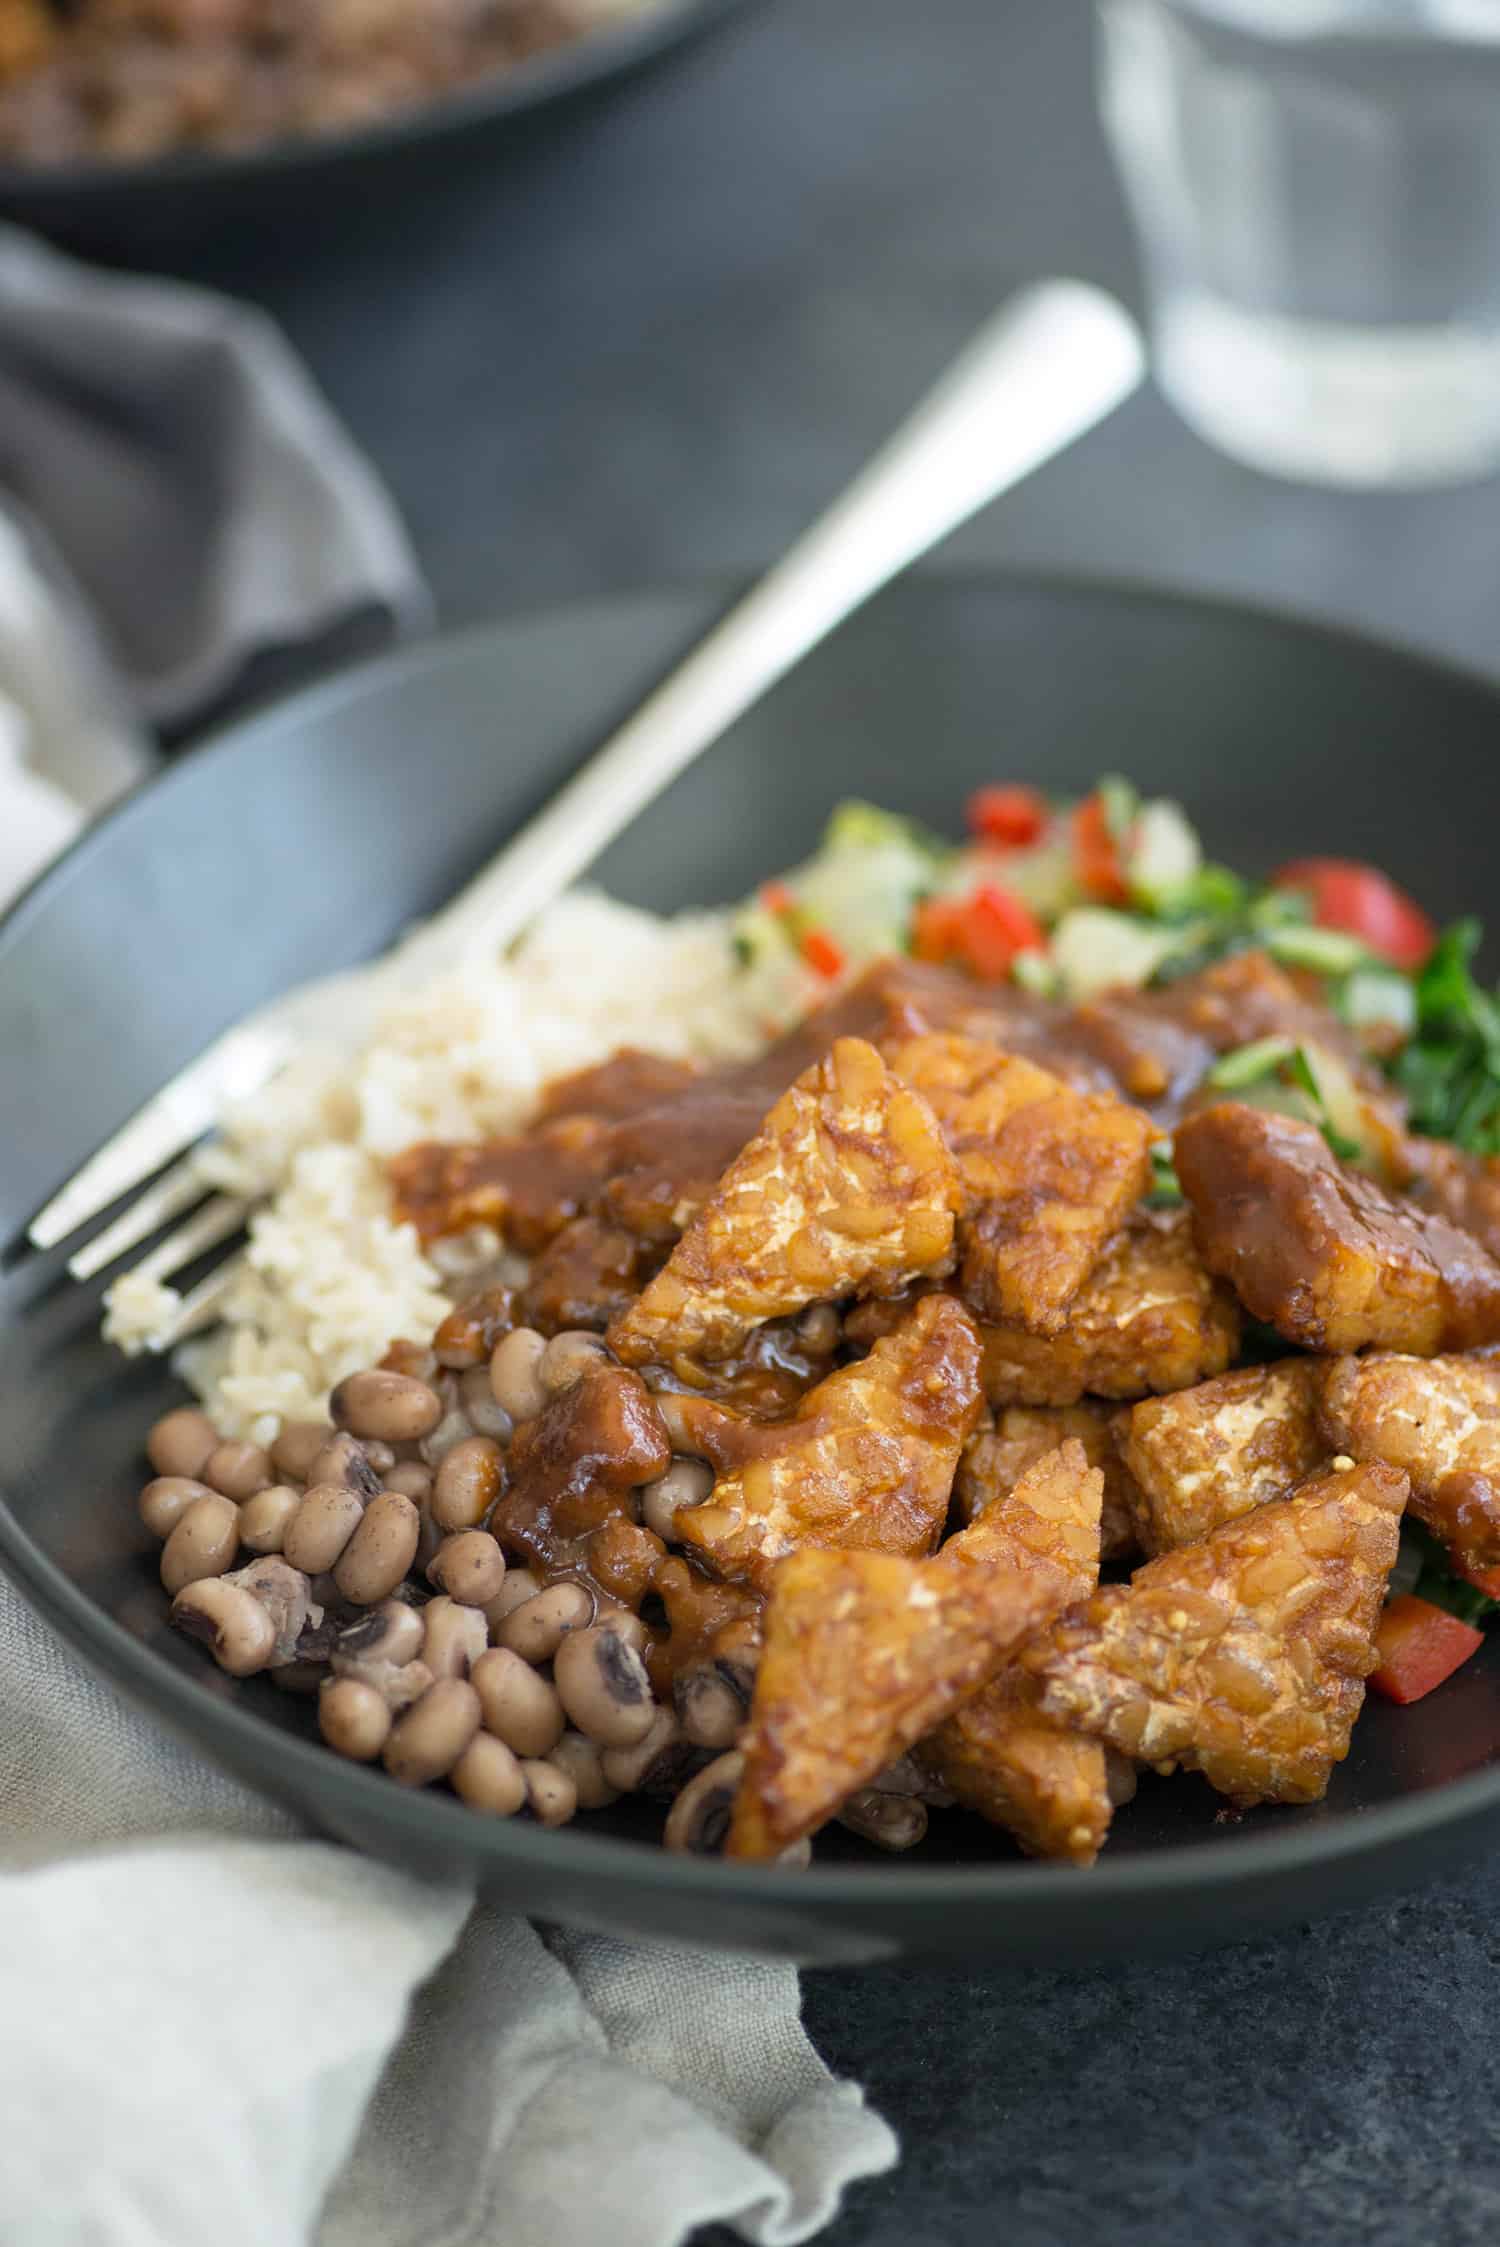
[{"xmin": 1097, "ymin": 0, "xmax": 1500, "ymax": 486}]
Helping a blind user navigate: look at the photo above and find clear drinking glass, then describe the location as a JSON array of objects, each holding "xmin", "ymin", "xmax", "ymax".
[{"xmin": 1097, "ymin": 0, "xmax": 1500, "ymax": 486}]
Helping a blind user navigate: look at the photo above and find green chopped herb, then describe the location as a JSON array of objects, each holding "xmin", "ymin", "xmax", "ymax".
[
  {"xmin": 1407, "ymin": 1520, "xmax": 1500, "ymax": 1627},
  {"xmin": 731, "ymin": 932, "xmax": 754, "ymax": 970},
  {"xmin": 1147, "ymin": 1142, "xmax": 1182, "ymax": 1206},
  {"xmin": 1097, "ymin": 774, "xmax": 1140, "ymax": 846},
  {"xmin": 1266, "ymin": 923, "xmax": 1370, "ymax": 976},
  {"xmin": 1205, "ymin": 1036, "xmax": 1296, "ymax": 1091},
  {"xmin": 1391, "ymin": 919, "xmax": 1500, "ymax": 1155}
]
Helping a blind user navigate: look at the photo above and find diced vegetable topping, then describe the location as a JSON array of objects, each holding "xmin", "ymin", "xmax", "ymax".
[
  {"xmin": 966, "ymin": 784, "xmax": 1047, "ymax": 848},
  {"xmin": 1071, "ymin": 790, "xmax": 1129, "ymax": 905},
  {"xmin": 1392, "ymin": 920, "xmax": 1500, "ymax": 1154},
  {"xmin": 913, "ymin": 886, "xmax": 1045, "ymax": 981},
  {"xmin": 1369, "ymin": 1594, "xmax": 1485, "ymax": 1705},
  {"xmin": 1272, "ymin": 859, "xmax": 1436, "ymax": 972}
]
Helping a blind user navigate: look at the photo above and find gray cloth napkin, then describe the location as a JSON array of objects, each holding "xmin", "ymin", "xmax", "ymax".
[
  {"xmin": 0, "ymin": 1573, "xmax": 896, "ymax": 2246},
  {"xmin": 0, "ymin": 221, "xmax": 430, "ymax": 735},
  {"xmin": 0, "ymin": 228, "xmax": 896, "ymax": 2245}
]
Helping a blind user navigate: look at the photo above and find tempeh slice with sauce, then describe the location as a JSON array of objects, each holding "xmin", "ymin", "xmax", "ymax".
[
  {"xmin": 975, "ymin": 1206, "xmax": 1240, "ymax": 1409},
  {"xmin": 956, "ymin": 1401, "xmax": 1142, "ymax": 1564},
  {"xmin": 608, "ymin": 1036, "xmax": 961, "ymax": 1367},
  {"xmin": 922, "ymin": 1440, "xmax": 1118, "ymax": 1864},
  {"xmin": 676, "ymin": 1294, "xmax": 983, "ymax": 1593},
  {"xmin": 1321, "ymin": 1349, "xmax": 1500, "ymax": 1574},
  {"xmin": 1175, "ymin": 1103, "xmax": 1500, "ymax": 1355},
  {"xmin": 885, "ymin": 1033, "xmax": 1152, "ymax": 1334},
  {"xmin": 1120, "ymin": 1359, "xmax": 1328, "ymax": 1556},
  {"xmin": 1025, "ymin": 1459, "xmax": 1407, "ymax": 1807},
  {"xmin": 727, "ymin": 1537, "xmax": 1057, "ymax": 1860}
]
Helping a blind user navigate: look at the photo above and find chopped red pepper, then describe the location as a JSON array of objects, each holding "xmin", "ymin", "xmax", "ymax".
[
  {"xmin": 911, "ymin": 885, "xmax": 1045, "ymax": 982},
  {"xmin": 1070, "ymin": 791, "xmax": 1129, "ymax": 905},
  {"xmin": 1271, "ymin": 858, "xmax": 1436, "ymax": 972},
  {"xmin": 760, "ymin": 880, "xmax": 794, "ymax": 915},
  {"xmin": 1369, "ymin": 1593, "xmax": 1485, "ymax": 1705},
  {"xmin": 967, "ymin": 784, "xmax": 1048, "ymax": 849},
  {"xmin": 912, "ymin": 897, "xmax": 967, "ymax": 967},
  {"xmin": 800, "ymin": 927, "xmax": 846, "ymax": 980}
]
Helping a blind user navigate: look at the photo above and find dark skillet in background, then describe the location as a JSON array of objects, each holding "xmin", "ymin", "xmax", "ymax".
[
  {"xmin": 3, "ymin": 570, "xmax": 1499, "ymax": 1965},
  {"xmin": 0, "ymin": 0, "xmax": 751, "ymax": 257}
]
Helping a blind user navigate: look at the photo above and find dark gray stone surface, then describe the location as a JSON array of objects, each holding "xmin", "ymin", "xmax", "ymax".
[{"xmin": 124, "ymin": 2, "xmax": 1500, "ymax": 2237}]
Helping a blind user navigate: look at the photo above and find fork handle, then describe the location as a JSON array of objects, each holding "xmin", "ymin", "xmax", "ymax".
[{"xmin": 416, "ymin": 279, "xmax": 1144, "ymax": 968}]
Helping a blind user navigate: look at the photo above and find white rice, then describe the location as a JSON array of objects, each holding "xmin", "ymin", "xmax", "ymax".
[{"xmin": 104, "ymin": 891, "xmax": 764, "ymax": 1440}]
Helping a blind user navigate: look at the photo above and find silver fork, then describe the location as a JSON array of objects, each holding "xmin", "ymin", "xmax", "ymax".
[{"xmin": 25, "ymin": 280, "xmax": 1144, "ymax": 1349}]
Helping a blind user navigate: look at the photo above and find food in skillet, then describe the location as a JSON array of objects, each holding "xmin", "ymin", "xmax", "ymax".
[
  {"xmin": 0, "ymin": 0, "xmax": 657, "ymax": 167},
  {"xmin": 117, "ymin": 778, "xmax": 1500, "ymax": 1862}
]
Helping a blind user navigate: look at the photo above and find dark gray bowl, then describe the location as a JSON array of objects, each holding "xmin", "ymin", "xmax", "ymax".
[
  {"xmin": 4, "ymin": 571, "xmax": 1500, "ymax": 1964},
  {"xmin": 0, "ymin": 0, "xmax": 752, "ymax": 258}
]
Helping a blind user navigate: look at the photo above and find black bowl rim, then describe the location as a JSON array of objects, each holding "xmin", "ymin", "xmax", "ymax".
[
  {"xmin": 6, "ymin": 560, "xmax": 1500, "ymax": 1914},
  {"xmin": 0, "ymin": 0, "xmax": 750, "ymax": 204}
]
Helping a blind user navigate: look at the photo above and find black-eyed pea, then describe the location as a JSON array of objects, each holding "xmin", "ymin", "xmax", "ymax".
[
  {"xmin": 450, "ymin": 1732, "xmax": 527, "ymax": 1816},
  {"xmin": 384, "ymin": 1461, "xmax": 433, "ymax": 1504},
  {"xmin": 553, "ymin": 1626, "xmax": 657, "ymax": 1749},
  {"xmin": 330, "ymin": 1369, "xmax": 444, "ymax": 1446},
  {"xmin": 334, "ymin": 1490, "xmax": 421, "ymax": 1605},
  {"xmin": 139, "ymin": 1475, "xmax": 213, "ymax": 1542},
  {"xmin": 495, "ymin": 1581, "xmax": 592, "ymax": 1664},
  {"xmin": 600, "ymin": 1708, "xmax": 695, "ymax": 1797},
  {"xmin": 270, "ymin": 1418, "xmax": 330, "ymax": 1483},
  {"xmin": 201, "ymin": 1440, "xmax": 273, "ymax": 1502},
  {"xmin": 520, "ymin": 1758, "xmax": 577, "ymax": 1827},
  {"xmin": 319, "ymin": 1675, "xmax": 392, "ymax": 1762},
  {"xmin": 383, "ymin": 1677, "xmax": 481, "ymax": 1787},
  {"xmin": 540, "ymin": 1330, "xmax": 610, "ymax": 1397},
  {"xmin": 458, "ymin": 1365, "xmax": 514, "ymax": 1444},
  {"xmin": 663, "ymin": 1751, "xmax": 744, "ymax": 1854},
  {"xmin": 837, "ymin": 1790, "xmax": 928, "ymax": 1852},
  {"xmin": 593, "ymin": 1606, "xmax": 650, "ymax": 1654},
  {"xmin": 430, "ymin": 1437, "xmax": 504, "ymax": 1534},
  {"xmin": 419, "ymin": 1410, "xmax": 473, "ymax": 1468},
  {"xmin": 421, "ymin": 1594, "xmax": 488, "ymax": 1679},
  {"xmin": 308, "ymin": 1434, "xmax": 384, "ymax": 1499},
  {"xmin": 146, "ymin": 1407, "xmax": 218, "ymax": 1481},
  {"xmin": 471, "ymin": 1647, "xmax": 565, "ymax": 1757},
  {"xmin": 238, "ymin": 1483, "xmax": 302, "ymax": 1556},
  {"xmin": 674, "ymin": 1663, "xmax": 748, "ymax": 1751},
  {"xmin": 283, "ymin": 1483, "xmax": 366, "ymax": 1575},
  {"xmin": 332, "ymin": 1598, "xmax": 425, "ymax": 1670},
  {"xmin": 549, "ymin": 1730, "xmax": 621, "ymax": 1810},
  {"xmin": 223, "ymin": 1554, "xmax": 316, "ymax": 1664},
  {"xmin": 170, "ymin": 1577, "xmax": 277, "ymax": 1676},
  {"xmin": 428, "ymin": 1529, "xmax": 506, "ymax": 1606},
  {"xmin": 489, "ymin": 1327, "xmax": 548, "ymax": 1424},
  {"xmin": 640, "ymin": 1457, "xmax": 713, "ymax": 1543},
  {"xmin": 482, "ymin": 1567, "xmax": 541, "ymax": 1637},
  {"xmin": 160, "ymin": 1492, "xmax": 241, "ymax": 1596}
]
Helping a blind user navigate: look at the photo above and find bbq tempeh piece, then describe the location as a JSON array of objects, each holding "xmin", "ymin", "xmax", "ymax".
[
  {"xmin": 1398, "ymin": 1136, "xmax": 1500, "ymax": 1268},
  {"xmin": 727, "ymin": 1539, "xmax": 1056, "ymax": 1859},
  {"xmin": 1321, "ymin": 1350, "xmax": 1500, "ymax": 1574},
  {"xmin": 956, "ymin": 1402, "xmax": 1142, "ymax": 1564},
  {"xmin": 1026, "ymin": 1460, "xmax": 1407, "ymax": 1806},
  {"xmin": 519, "ymin": 1216, "xmax": 652, "ymax": 1335},
  {"xmin": 886, "ymin": 1034, "xmax": 1152, "ymax": 1333},
  {"xmin": 923, "ymin": 1440, "xmax": 1117, "ymax": 1862},
  {"xmin": 1120, "ymin": 1359, "xmax": 1328, "ymax": 1555},
  {"xmin": 608, "ymin": 1037, "xmax": 960, "ymax": 1367},
  {"xmin": 1175, "ymin": 1103, "xmax": 1500, "ymax": 1356},
  {"xmin": 676, "ymin": 1294, "xmax": 983, "ymax": 1594},
  {"xmin": 976, "ymin": 1207, "xmax": 1240, "ymax": 1408}
]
